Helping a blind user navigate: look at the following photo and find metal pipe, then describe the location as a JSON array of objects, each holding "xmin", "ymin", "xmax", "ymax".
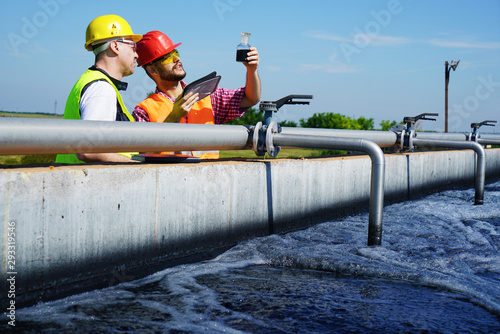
[
  {"xmin": 280, "ymin": 127, "xmax": 398, "ymax": 148},
  {"xmin": 415, "ymin": 132, "xmax": 468, "ymax": 142},
  {"xmin": 478, "ymin": 139, "xmax": 500, "ymax": 146},
  {"xmin": 475, "ymin": 133, "xmax": 500, "ymax": 145},
  {"xmin": 478, "ymin": 134, "xmax": 500, "ymax": 141},
  {"xmin": 477, "ymin": 134, "xmax": 500, "ymax": 146},
  {"xmin": 413, "ymin": 138, "xmax": 486, "ymax": 205},
  {"xmin": 273, "ymin": 133, "xmax": 385, "ymax": 246},
  {"xmin": 0, "ymin": 118, "xmax": 252, "ymax": 155}
]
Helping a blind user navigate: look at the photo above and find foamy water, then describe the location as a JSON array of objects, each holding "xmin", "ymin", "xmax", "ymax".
[{"xmin": 6, "ymin": 181, "xmax": 500, "ymax": 333}]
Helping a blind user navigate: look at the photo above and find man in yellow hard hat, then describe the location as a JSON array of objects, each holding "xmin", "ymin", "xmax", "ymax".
[
  {"xmin": 56, "ymin": 15, "xmax": 142, "ymax": 164},
  {"xmin": 132, "ymin": 30, "xmax": 261, "ymax": 159}
]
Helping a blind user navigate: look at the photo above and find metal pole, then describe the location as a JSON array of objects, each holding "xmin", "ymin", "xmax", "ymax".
[
  {"xmin": 273, "ymin": 133, "xmax": 385, "ymax": 246},
  {"xmin": 413, "ymin": 138, "xmax": 486, "ymax": 205},
  {"xmin": 0, "ymin": 118, "xmax": 252, "ymax": 155}
]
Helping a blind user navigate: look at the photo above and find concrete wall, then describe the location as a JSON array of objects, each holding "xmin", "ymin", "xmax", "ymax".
[{"xmin": 2, "ymin": 148, "xmax": 500, "ymax": 307}]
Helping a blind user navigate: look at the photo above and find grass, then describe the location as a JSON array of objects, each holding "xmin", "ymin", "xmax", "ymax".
[
  {"xmin": 0, "ymin": 155, "xmax": 58, "ymax": 166},
  {"xmin": 0, "ymin": 150, "xmax": 331, "ymax": 166},
  {"xmin": 0, "ymin": 111, "xmax": 63, "ymax": 119}
]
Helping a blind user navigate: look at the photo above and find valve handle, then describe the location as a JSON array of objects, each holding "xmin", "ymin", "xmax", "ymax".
[
  {"xmin": 260, "ymin": 95, "xmax": 313, "ymax": 111},
  {"xmin": 471, "ymin": 120, "xmax": 497, "ymax": 129},
  {"xmin": 403, "ymin": 113, "xmax": 439, "ymax": 123},
  {"xmin": 275, "ymin": 95, "xmax": 313, "ymax": 109}
]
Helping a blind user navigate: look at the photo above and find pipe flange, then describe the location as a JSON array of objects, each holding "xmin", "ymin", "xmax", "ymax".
[
  {"xmin": 266, "ymin": 121, "xmax": 281, "ymax": 157},
  {"xmin": 400, "ymin": 129, "xmax": 415, "ymax": 151},
  {"xmin": 400, "ymin": 129, "xmax": 406, "ymax": 151},
  {"xmin": 409, "ymin": 130, "xmax": 414, "ymax": 150},
  {"xmin": 252, "ymin": 122, "xmax": 266, "ymax": 156}
]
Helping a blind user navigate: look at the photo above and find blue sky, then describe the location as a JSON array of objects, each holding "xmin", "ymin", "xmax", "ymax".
[{"xmin": 1, "ymin": 0, "xmax": 499, "ymax": 133}]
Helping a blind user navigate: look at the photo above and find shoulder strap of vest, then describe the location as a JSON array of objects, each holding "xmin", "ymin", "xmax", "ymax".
[{"xmin": 74, "ymin": 70, "xmax": 134, "ymax": 122}]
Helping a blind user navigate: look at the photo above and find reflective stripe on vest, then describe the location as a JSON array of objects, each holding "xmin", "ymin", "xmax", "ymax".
[
  {"xmin": 136, "ymin": 93, "xmax": 219, "ymax": 159},
  {"xmin": 55, "ymin": 69, "xmax": 136, "ymax": 164}
]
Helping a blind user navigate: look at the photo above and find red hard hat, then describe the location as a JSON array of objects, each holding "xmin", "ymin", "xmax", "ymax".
[{"xmin": 136, "ymin": 31, "xmax": 181, "ymax": 67}]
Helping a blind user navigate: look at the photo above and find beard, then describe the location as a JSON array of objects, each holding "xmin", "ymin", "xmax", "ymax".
[{"xmin": 157, "ymin": 65, "xmax": 186, "ymax": 82}]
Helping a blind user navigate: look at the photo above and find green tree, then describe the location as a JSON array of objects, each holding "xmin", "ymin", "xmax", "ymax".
[
  {"xmin": 299, "ymin": 113, "xmax": 374, "ymax": 130},
  {"xmin": 379, "ymin": 120, "xmax": 398, "ymax": 131},
  {"xmin": 280, "ymin": 120, "xmax": 297, "ymax": 127},
  {"xmin": 224, "ymin": 108, "xmax": 263, "ymax": 125},
  {"xmin": 355, "ymin": 116, "xmax": 374, "ymax": 130},
  {"xmin": 298, "ymin": 112, "xmax": 374, "ymax": 156}
]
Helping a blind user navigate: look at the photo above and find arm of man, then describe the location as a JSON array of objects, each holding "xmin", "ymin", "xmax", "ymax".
[
  {"xmin": 76, "ymin": 153, "xmax": 134, "ymax": 162},
  {"xmin": 239, "ymin": 47, "xmax": 261, "ymax": 108}
]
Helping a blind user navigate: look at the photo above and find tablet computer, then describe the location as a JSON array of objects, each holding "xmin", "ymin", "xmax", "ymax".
[{"xmin": 182, "ymin": 71, "xmax": 221, "ymax": 100}]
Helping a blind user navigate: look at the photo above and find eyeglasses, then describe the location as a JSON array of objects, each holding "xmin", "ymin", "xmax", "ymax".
[
  {"xmin": 92, "ymin": 39, "xmax": 137, "ymax": 55},
  {"xmin": 118, "ymin": 40, "xmax": 136, "ymax": 52},
  {"xmin": 158, "ymin": 49, "xmax": 180, "ymax": 65}
]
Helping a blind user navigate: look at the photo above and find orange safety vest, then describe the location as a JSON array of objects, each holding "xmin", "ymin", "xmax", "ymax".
[{"xmin": 136, "ymin": 93, "xmax": 219, "ymax": 159}]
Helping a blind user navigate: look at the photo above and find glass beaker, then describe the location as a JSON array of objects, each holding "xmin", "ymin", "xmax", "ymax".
[{"xmin": 236, "ymin": 32, "xmax": 251, "ymax": 62}]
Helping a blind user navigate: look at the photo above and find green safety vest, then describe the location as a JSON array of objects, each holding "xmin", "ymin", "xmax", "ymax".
[{"xmin": 55, "ymin": 69, "xmax": 135, "ymax": 164}]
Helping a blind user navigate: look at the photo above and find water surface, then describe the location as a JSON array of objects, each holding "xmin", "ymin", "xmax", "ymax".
[{"xmin": 6, "ymin": 181, "xmax": 500, "ymax": 333}]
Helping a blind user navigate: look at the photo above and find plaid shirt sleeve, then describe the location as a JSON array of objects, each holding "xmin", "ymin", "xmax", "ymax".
[
  {"xmin": 210, "ymin": 86, "xmax": 247, "ymax": 124},
  {"xmin": 132, "ymin": 105, "xmax": 150, "ymax": 122}
]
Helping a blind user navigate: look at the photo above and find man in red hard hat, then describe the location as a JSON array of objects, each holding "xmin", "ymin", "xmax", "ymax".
[{"xmin": 132, "ymin": 30, "xmax": 261, "ymax": 159}]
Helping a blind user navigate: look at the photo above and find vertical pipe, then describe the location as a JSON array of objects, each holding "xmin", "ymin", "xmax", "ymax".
[
  {"xmin": 412, "ymin": 139, "xmax": 485, "ymax": 205},
  {"xmin": 473, "ymin": 142, "xmax": 486, "ymax": 205},
  {"xmin": 273, "ymin": 133, "xmax": 385, "ymax": 246},
  {"xmin": 366, "ymin": 140, "xmax": 385, "ymax": 246}
]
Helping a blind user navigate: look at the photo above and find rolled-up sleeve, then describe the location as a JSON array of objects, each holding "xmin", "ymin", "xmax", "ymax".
[
  {"xmin": 211, "ymin": 87, "xmax": 247, "ymax": 124},
  {"xmin": 132, "ymin": 105, "xmax": 150, "ymax": 122}
]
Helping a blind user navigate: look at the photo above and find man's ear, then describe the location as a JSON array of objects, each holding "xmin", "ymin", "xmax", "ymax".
[
  {"xmin": 109, "ymin": 40, "xmax": 120, "ymax": 55},
  {"xmin": 146, "ymin": 64, "xmax": 157, "ymax": 75}
]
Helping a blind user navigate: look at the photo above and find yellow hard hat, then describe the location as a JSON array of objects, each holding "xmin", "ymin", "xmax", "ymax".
[{"xmin": 84, "ymin": 15, "xmax": 142, "ymax": 51}]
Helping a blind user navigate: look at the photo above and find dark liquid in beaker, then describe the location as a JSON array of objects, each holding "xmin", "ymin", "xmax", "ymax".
[{"xmin": 236, "ymin": 49, "xmax": 249, "ymax": 62}]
